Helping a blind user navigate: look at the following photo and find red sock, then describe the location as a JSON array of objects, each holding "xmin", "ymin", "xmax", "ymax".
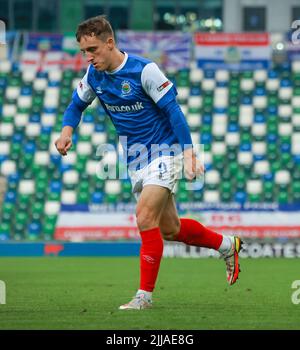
[
  {"xmin": 175, "ymin": 218, "xmax": 223, "ymax": 250},
  {"xmin": 139, "ymin": 227, "xmax": 164, "ymax": 292}
]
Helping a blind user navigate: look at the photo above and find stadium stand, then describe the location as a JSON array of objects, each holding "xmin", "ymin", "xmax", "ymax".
[{"xmin": 1, "ymin": 52, "xmax": 300, "ymax": 241}]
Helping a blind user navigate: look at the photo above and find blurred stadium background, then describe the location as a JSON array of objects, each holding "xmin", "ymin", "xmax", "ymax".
[{"xmin": 0, "ymin": 0, "xmax": 300, "ymax": 259}]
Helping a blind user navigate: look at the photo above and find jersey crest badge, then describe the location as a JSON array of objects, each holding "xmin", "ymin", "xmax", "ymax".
[{"xmin": 121, "ymin": 80, "xmax": 131, "ymax": 95}]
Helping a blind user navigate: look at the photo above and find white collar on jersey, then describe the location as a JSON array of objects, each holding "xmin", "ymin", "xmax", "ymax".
[{"xmin": 105, "ymin": 51, "xmax": 128, "ymax": 74}]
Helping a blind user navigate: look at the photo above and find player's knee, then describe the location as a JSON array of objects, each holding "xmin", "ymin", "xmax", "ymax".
[
  {"xmin": 160, "ymin": 220, "xmax": 180, "ymax": 241},
  {"xmin": 162, "ymin": 233, "xmax": 176, "ymax": 241},
  {"xmin": 136, "ymin": 208, "xmax": 159, "ymax": 231}
]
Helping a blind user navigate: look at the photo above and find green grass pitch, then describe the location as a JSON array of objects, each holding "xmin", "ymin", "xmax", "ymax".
[{"xmin": 0, "ymin": 257, "xmax": 299, "ymax": 330}]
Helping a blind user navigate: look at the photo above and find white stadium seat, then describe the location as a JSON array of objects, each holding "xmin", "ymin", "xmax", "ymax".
[
  {"xmin": 266, "ymin": 79, "xmax": 279, "ymax": 91},
  {"xmin": 189, "ymin": 68, "xmax": 203, "ymax": 83},
  {"xmin": 0, "ymin": 60, "xmax": 11, "ymax": 73},
  {"xmin": 292, "ymin": 114, "xmax": 300, "ymax": 126},
  {"xmin": 187, "ymin": 114, "xmax": 201, "ymax": 127},
  {"xmin": 22, "ymin": 70, "xmax": 36, "ymax": 83},
  {"xmin": 215, "ymin": 70, "xmax": 229, "ymax": 82},
  {"xmin": 5, "ymin": 86, "xmax": 20, "ymax": 100},
  {"xmin": 247, "ymin": 180, "xmax": 262, "ymax": 194},
  {"xmin": 19, "ymin": 180, "xmax": 35, "ymax": 195},
  {"xmin": 212, "ymin": 123, "xmax": 227, "ymax": 136},
  {"xmin": 253, "ymin": 96, "xmax": 267, "ymax": 109},
  {"xmin": 211, "ymin": 142, "xmax": 226, "ymax": 155},
  {"xmin": 33, "ymin": 78, "xmax": 48, "ymax": 91},
  {"xmin": 239, "ymin": 106, "xmax": 253, "ymax": 126},
  {"xmin": 44, "ymin": 201, "xmax": 61, "ymax": 215},
  {"xmin": 44, "ymin": 87, "xmax": 59, "ymax": 108},
  {"xmin": 44, "ymin": 96, "xmax": 59, "ymax": 109},
  {"xmin": 252, "ymin": 142, "xmax": 266, "ymax": 155},
  {"xmin": 238, "ymin": 152, "xmax": 253, "ymax": 165},
  {"xmin": 41, "ymin": 113, "xmax": 56, "ymax": 127},
  {"xmin": 202, "ymin": 79, "xmax": 215, "ymax": 91},
  {"xmin": 252, "ymin": 123, "xmax": 266, "ymax": 137},
  {"xmin": 92, "ymin": 132, "xmax": 107, "ymax": 145},
  {"xmin": 0, "ymin": 123, "xmax": 14, "ymax": 137},
  {"xmin": 48, "ymin": 70, "xmax": 62, "ymax": 81},
  {"xmin": 25, "ymin": 123, "xmax": 41, "ymax": 137},
  {"xmin": 292, "ymin": 97, "xmax": 300, "ymax": 108},
  {"xmin": 292, "ymin": 133, "xmax": 300, "ymax": 154},
  {"xmin": 105, "ymin": 180, "xmax": 121, "ymax": 195},
  {"xmin": 279, "ymin": 87, "xmax": 292, "ymax": 100},
  {"xmin": 79, "ymin": 123, "xmax": 94, "ymax": 136},
  {"xmin": 225, "ymin": 132, "xmax": 240, "ymax": 146},
  {"xmin": 86, "ymin": 160, "xmax": 99, "ymax": 175},
  {"xmin": 61, "ymin": 191, "xmax": 77, "ymax": 205},
  {"xmin": 240, "ymin": 78, "xmax": 254, "ymax": 91},
  {"xmin": 188, "ymin": 96, "xmax": 202, "ymax": 108},
  {"xmin": 278, "ymin": 105, "xmax": 292, "ymax": 118},
  {"xmin": 278, "ymin": 123, "xmax": 292, "ymax": 136},
  {"xmin": 14, "ymin": 113, "xmax": 29, "ymax": 127},
  {"xmin": 0, "ymin": 142, "xmax": 10, "ymax": 155},
  {"xmin": 17, "ymin": 96, "xmax": 32, "ymax": 109},
  {"xmin": 214, "ymin": 88, "xmax": 228, "ymax": 108},
  {"xmin": 292, "ymin": 142, "xmax": 300, "ymax": 155},
  {"xmin": 274, "ymin": 170, "xmax": 291, "ymax": 185},
  {"xmin": 0, "ymin": 160, "xmax": 16, "ymax": 176},
  {"xmin": 205, "ymin": 170, "xmax": 220, "ymax": 185},
  {"xmin": 2, "ymin": 104, "xmax": 17, "ymax": 117},
  {"xmin": 254, "ymin": 160, "xmax": 270, "ymax": 175},
  {"xmin": 63, "ymin": 170, "xmax": 79, "ymax": 184},
  {"xmin": 254, "ymin": 70, "xmax": 267, "ymax": 82},
  {"xmin": 77, "ymin": 142, "xmax": 92, "ymax": 155},
  {"xmin": 292, "ymin": 60, "xmax": 300, "ymax": 73},
  {"xmin": 203, "ymin": 190, "xmax": 220, "ymax": 203},
  {"xmin": 34, "ymin": 151, "xmax": 50, "ymax": 166}
]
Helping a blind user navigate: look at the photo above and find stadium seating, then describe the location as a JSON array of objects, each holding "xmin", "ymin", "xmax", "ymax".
[{"xmin": 1, "ymin": 59, "xmax": 300, "ymax": 240}]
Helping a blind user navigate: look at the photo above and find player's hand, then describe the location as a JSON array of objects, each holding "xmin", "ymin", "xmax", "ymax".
[
  {"xmin": 55, "ymin": 135, "xmax": 72, "ymax": 156},
  {"xmin": 183, "ymin": 148, "xmax": 205, "ymax": 181}
]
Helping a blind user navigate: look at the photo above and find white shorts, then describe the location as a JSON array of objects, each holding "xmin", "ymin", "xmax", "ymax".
[{"xmin": 128, "ymin": 154, "xmax": 184, "ymax": 201}]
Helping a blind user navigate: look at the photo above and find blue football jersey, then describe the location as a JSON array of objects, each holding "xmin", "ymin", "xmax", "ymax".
[{"xmin": 74, "ymin": 52, "xmax": 181, "ymax": 167}]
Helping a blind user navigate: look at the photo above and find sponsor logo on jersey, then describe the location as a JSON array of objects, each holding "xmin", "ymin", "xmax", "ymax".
[
  {"xmin": 104, "ymin": 101, "xmax": 144, "ymax": 113},
  {"xmin": 121, "ymin": 80, "xmax": 131, "ymax": 95},
  {"xmin": 79, "ymin": 81, "xmax": 83, "ymax": 90},
  {"xmin": 157, "ymin": 80, "xmax": 171, "ymax": 92}
]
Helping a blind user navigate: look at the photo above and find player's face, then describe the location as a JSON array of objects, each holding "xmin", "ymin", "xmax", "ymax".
[{"xmin": 79, "ymin": 35, "xmax": 114, "ymax": 71}]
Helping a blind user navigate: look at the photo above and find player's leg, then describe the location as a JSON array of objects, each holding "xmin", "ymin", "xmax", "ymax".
[
  {"xmin": 159, "ymin": 193, "xmax": 180, "ymax": 241},
  {"xmin": 119, "ymin": 184, "xmax": 170, "ymax": 310},
  {"xmin": 159, "ymin": 194, "xmax": 223, "ymax": 248},
  {"xmin": 159, "ymin": 195, "xmax": 242, "ymax": 285}
]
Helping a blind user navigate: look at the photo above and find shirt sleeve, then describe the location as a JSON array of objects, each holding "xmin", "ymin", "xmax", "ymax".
[
  {"xmin": 76, "ymin": 65, "xmax": 96, "ymax": 104},
  {"xmin": 161, "ymin": 100, "xmax": 193, "ymax": 150},
  {"xmin": 62, "ymin": 65, "xmax": 96, "ymax": 129},
  {"xmin": 141, "ymin": 62, "xmax": 176, "ymax": 109}
]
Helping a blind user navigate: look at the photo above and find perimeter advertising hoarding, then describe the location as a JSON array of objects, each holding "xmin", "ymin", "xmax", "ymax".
[
  {"xmin": 55, "ymin": 209, "xmax": 300, "ymax": 241},
  {"xmin": 194, "ymin": 32, "xmax": 271, "ymax": 70}
]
